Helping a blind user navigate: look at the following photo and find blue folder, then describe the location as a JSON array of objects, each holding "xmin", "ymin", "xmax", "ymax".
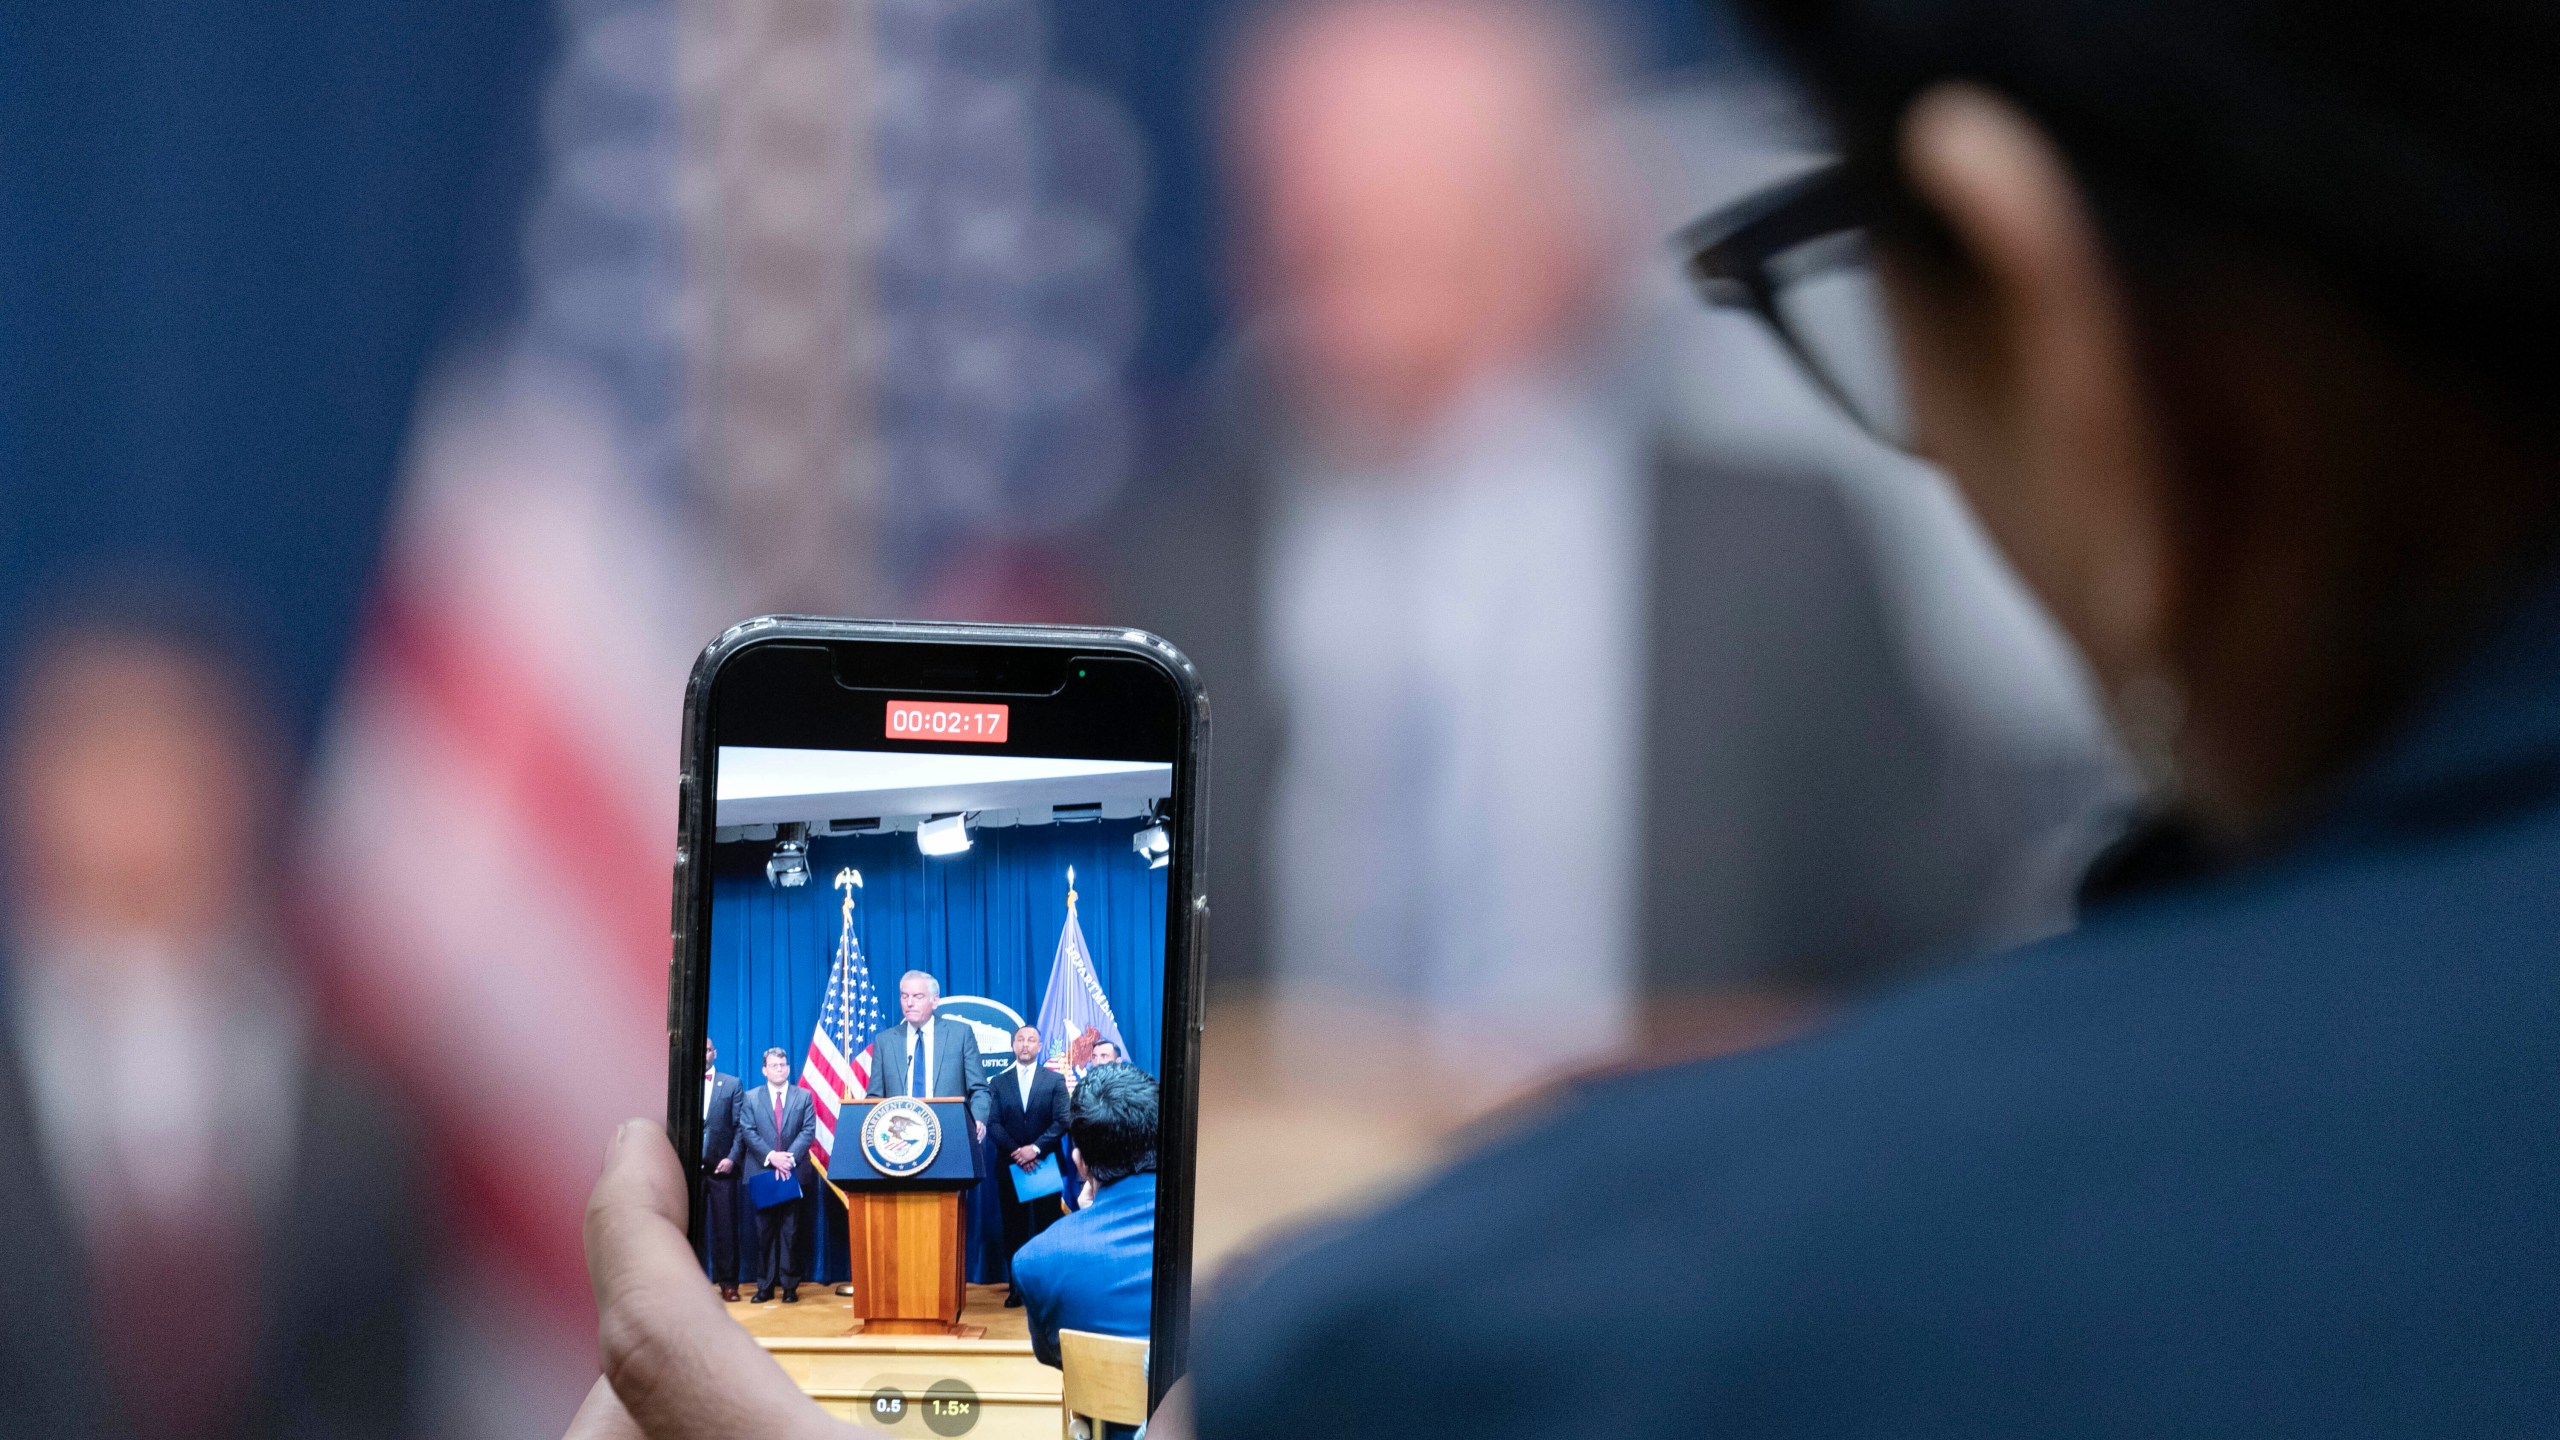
[
  {"xmin": 746, "ymin": 1168, "xmax": 801, "ymax": 1210},
  {"xmin": 1009, "ymin": 1152, "xmax": 1063, "ymax": 1202}
]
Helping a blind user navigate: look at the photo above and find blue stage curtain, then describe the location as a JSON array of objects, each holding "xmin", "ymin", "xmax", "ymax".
[{"xmin": 706, "ymin": 816, "xmax": 1169, "ymax": 1285}]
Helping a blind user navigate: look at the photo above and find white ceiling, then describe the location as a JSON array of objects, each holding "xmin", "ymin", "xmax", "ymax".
[{"xmin": 714, "ymin": 746, "xmax": 1172, "ymax": 830}]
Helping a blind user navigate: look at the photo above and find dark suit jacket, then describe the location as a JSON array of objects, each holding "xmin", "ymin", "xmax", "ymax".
[
  {"xmin": 701, "ymin": 1070, "xmax": 743, "ymax": 1170},
  {"xmin": 733, "ymin": 1082, "xmax": 816, "ymax": 1180},
  {"xmin": 864, "ymin": 1015, "xmax": 994, "ymax": 1125},
  {"xmin": 0, "ymin": 1014, "xmax": 430, "ymax": 1440},
  {"xmin": 1013, "ymin": 1173, "xmax": 1155, "ymax": 1368},
  {"xmin": 988, "ymin": 1062, "xmax": 1069, "ymax": 1161},
  {"xmin": 0, "ymin": 1019, "xmax": 121, "ymax": 1440},
  {"xmin": 1193, "ymin": 576, "xmax": 2560, "ymax": 1436}
]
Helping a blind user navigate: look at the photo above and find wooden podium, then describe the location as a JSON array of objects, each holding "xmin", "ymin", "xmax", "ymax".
[{"xmin": 829, "ymin": 1098, "xmax": 983, "ymax": 1336}]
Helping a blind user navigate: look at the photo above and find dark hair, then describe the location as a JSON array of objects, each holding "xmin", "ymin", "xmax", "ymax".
[
  {"xmin": 1734, "ymin": 0, "xmax": 2560, "ymax": 437},
  {"xmin": 1067, "ymin": 1065, "xmax": 1159, "ymax": 1187},
  {"xmin": 762, "ymin": 1047, "xmax": 790, "ymax": 1066}
]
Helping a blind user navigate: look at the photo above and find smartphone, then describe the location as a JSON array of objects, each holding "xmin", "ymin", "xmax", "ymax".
[{"xmin": 668, "ymin": 618, "xmax": 1207, "ymax": 1432}]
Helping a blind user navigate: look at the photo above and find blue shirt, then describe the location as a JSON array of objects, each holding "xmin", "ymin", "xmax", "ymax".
[
  {"xmin": 1196, "ymin": 575, "xmax": 2560, "ymax": 1437},
  {"xmin": 1014, "ymin": 1171, "xmax": 1154, "ymax": 1368}
]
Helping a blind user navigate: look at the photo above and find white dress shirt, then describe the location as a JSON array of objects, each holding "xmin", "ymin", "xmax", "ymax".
[
  {"xmin": 763, "ymin": 1081, "xmax": 792, "ymax": 1165},
  {"xmin": 11, "ymin": 937, "xmax": 304, "ymax": 1245},
  {"xmin": 1014, "ymin": 1059, "xmax": 1037, "ymax": 1111},
  {"xmin": 1266, "ymin": 366, "xmax": 1645, "ymax": 1087}
]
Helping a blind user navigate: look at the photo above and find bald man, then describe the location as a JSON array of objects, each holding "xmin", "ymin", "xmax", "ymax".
[{"xmin": 863, "ymin": 970, "xmax": 993, "ymax": 1139}]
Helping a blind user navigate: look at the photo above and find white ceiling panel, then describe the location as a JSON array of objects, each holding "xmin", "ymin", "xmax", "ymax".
[{"xmin": 714, "ymin": 746, "xmax": 1172, "ymax": 828}]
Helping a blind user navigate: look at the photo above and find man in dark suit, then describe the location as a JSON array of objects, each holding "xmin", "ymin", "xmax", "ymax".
[
  {"xmin": 697, "ymin": 1039, "xmax": 745, "ymax": 1302},
  {"xmin": 1011, "ymin": 1065, "xmax": 1156, "ymax": 1371},
  {"xmin": 733, "ymin": 1047, "xmax": 816, "ymax": 1303},
  {"xmin": 0, "ymin": 617, "xmax": 434, "ymax": 1440},
  {"xmin": 987, "ymin": 1025, "xmax": 1070, "ymax": 1306},
  {"xmin": 863, "ymin": 969, "xmax": 993, "ymax": 1141}
]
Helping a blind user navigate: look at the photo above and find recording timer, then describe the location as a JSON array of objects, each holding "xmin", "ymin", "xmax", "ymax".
[{"xmin": 884, "ymin": 699, "xmax": 1010, "ymax": 744}]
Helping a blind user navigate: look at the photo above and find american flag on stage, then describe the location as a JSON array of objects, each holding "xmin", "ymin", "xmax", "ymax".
[{"xmin": 801, "ymin": 867, "xmax": 883, "ymax": 1169}]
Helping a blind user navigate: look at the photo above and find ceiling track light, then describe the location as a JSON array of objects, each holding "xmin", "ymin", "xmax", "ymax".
[
  {"xmin": 766, "ymin": 822, "xmax": 811, "ymax": 888},
  {"xmin": 918, "ymin": 812, "xmax": 972, "ymax": 857},
  {"xmin": 1133, "ymin": 819, "xmax": 1170, "ymax": 870}
]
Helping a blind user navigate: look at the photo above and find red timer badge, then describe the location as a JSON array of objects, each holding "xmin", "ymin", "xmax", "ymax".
[{"xmin": 883, "ymin": 699, "xmax": 1010, "ymax": 743}]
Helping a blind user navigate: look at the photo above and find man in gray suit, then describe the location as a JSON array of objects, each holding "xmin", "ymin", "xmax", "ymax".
[
  {"xmin": 735, "ymin": 1047, "xmax": 816, "ymax": 1303},
  {"xmin": 865, "ymin": 970, "xmax": 993, "ymax": 1143}
]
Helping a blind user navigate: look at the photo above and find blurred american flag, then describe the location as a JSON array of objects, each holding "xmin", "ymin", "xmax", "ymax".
[
  {"xmin": 301, "ymin": 374, "xmax": 705, "ymax": 1434},
  {"xmin": 291, "ymin": 0, "xmax": 1148, "ymax": 1428}
]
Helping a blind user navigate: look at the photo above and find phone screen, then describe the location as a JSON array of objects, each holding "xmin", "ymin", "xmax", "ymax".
[{"xmin": 681, "ymin": 631, "xmax": 1198, "ymax": 1434}]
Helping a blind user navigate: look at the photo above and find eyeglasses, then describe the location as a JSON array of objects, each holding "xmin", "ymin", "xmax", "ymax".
[{"xmin": 1676, "ymin": 164, "xmax": 1912, "ymax": 451}]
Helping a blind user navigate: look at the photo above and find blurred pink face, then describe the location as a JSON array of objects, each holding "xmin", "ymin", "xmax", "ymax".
[
  {"xmin": 1232, "ymin": 1, "xmax": 1609, "ymax": 443},
  {"xmin": 7, "ymin": 637, "xmax": 265, "ymax": 946}
]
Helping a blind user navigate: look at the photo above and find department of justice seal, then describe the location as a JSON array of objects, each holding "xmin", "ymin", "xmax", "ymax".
[{"xmin": 860, "ymin": 1096, "xmax": 944, "ymax": 1177}]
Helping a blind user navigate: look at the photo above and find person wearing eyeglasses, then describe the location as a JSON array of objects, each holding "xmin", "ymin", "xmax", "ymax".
[
  {"xmin": 563, "ymin": 0, "xmax": 2560, "ymax": 1430},
  {"xmin": 1164, "ymin": 0, "xmax": 2560, "ymax": 1433}
]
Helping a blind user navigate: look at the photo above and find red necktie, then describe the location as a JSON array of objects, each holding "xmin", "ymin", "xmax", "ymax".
[{"xmin": 772, "ymin": 1089, "xmax": 784, "ymax": 1143}]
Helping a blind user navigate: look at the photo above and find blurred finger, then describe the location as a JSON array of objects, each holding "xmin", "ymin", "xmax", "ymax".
[
  {"xmin": 562, "ymin": 1377, "xmax": 645, "ymax": 1440},
  {"xmin": 1148, "ymin": 1377, "xmax": 1196, "ymax": 1440},
  {"xmin": 585, "ymin": 1120, "xmax": 838, "ymax": 1440}
]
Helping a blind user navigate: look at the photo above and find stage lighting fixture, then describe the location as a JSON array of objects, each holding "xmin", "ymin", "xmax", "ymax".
[
  {"xmin": 918, "ymin": 813, "xmax": 971, "ymax": 857},
  {"xmin": 766, "ymin": 828, "xmax": 811, "ymax": 888},
  {"xmin": 1133, "ymin": 822, "xmax": 1170, "ymax": 869}
]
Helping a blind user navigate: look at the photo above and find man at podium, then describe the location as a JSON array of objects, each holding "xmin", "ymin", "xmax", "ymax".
[{"xmin": 865, "ymin": 969, "xmax": 994, "ymax": 1141}]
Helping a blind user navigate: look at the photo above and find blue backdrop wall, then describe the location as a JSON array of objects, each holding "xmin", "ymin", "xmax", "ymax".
[{"xmin": 707, "ymin": 816, "xmax": 1169, "ymax": 1284}]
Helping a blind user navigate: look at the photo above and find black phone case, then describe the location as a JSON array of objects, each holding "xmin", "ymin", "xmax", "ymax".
[{"xmin": 665, "ymin": 616, "xmax": 1211, "ymax": 1407}]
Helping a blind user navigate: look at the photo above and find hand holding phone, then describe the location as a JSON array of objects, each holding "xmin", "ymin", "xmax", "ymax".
[
  {"xmin": 573, "ymin": 1123, "xmax": 836, "ymax": 1440},
  {"xmin": 664, "ymin": 620, "xmax": 1206, "ymax": 1420}
]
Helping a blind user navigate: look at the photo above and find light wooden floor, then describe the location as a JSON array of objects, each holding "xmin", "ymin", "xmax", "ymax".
[{"xmin": 729, "ymin": 1280, "xmax": 1029, "ymax": 1343}]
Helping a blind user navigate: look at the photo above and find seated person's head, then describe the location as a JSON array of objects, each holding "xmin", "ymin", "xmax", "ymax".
[
  {"xmin": 1735, "ymin": 0, "xmax": 2560, "ymax": 836},
  {"xmin": 1065, "ymin": 1064, "xmax": 1157, "ymax": 1187}
]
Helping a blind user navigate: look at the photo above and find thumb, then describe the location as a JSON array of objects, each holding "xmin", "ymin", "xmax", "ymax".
[{"xmin": 585, "ymin": 1121, "xmax": 842, "ymax": 1440}]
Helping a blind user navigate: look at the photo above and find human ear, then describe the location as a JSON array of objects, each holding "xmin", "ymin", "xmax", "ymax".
[{"xmin": 1891, "ymin": 84, "xmax": 2178, "ymax": 704}]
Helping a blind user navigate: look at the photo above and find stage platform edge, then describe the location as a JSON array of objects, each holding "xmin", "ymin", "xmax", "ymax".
[{"xmin": 737, "ymin": 1281, "xmax": 1065, "ymax": 1437}]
